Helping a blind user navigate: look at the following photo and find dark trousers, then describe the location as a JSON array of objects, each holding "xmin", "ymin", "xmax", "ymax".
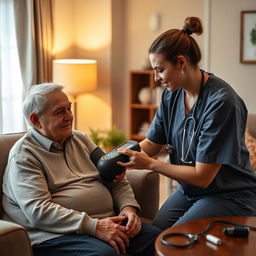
[
  {"xmin": 153, "ymin": 186, "xmax": 256, "ymax": 230},
  {"xmin": 33, "ymin": 222, "xmax": 161, "ymax": 256}
]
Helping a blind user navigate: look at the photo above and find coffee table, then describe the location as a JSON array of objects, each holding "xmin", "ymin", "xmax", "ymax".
[{"xmin": 155, "ymin": 216, "xmax": 256, "ymax": 256}]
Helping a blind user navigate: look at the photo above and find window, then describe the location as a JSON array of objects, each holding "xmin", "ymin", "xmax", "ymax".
[{"xmin": 0, "ymin": 0, "xmax": 24, "ymax": 133}]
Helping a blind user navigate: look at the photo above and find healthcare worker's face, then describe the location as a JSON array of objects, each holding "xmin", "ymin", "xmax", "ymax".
[
  {"xmin": 149, "ymin": 53, "xmax": 182, "ymax": 91},
  {"xmin": 32, "ymin": 90, "xmax": 73, "ymax": 145}
]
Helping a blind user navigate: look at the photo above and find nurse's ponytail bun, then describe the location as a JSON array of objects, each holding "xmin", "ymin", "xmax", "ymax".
[
  {"xmin": 182, "ymin": 17, "xmax": 203, "ymax": 36},
  {"xmin": 149, "ymin": 16, "xmax": 203, "ymax": 66}
]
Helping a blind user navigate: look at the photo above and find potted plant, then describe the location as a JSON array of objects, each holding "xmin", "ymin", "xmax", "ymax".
[{"xmin": 89, "ymin": 125, "xmax": 127, "ymax": 152}]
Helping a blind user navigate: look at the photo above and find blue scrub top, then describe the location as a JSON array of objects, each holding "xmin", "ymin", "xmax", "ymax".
[{"xmin": 147, "ymin": 72, "xmax": 256, "ymax": 197}]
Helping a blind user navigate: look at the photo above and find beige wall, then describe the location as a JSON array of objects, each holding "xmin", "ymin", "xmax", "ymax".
[
  {"xmin": 208, "ymin": 0, "xmax": 256, "ymax": 114},
  {"xmin": 123, "ymin": 0, "xmax": 204, "ymax": 71},
  {"xmin": 52, "ymin": 0, "xmax": 76, "ymax": 58}
]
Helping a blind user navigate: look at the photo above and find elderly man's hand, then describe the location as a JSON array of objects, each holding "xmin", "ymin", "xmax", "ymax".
[
  {"xmin": 113, "ymin": 171, "xmax": 126, "ymax": 183},
  {"xmin": 119, "ymin": 206, "xmax": 141, "ymax": 238},
  {"xmin": 95, "ymin": 216, "xmax": 129, "ymax": 254}
]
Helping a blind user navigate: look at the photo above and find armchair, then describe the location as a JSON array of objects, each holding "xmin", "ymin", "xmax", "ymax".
[{"xmin": 0, "ymin": 132, "xmax": 159, "ymax": 256}]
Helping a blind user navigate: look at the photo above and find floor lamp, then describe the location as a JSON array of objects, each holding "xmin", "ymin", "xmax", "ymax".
[{"xmin": 52, "ymin": 59, "xmax": 97, "ymax": 130}]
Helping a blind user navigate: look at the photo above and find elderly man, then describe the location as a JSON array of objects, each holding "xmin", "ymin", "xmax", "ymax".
[{"xmin": 2, "ymin": 83, "xmax": 160, "ymax": 256}]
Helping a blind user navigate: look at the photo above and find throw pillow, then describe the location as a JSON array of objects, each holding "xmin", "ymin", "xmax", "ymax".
[{"xmin": 245, "ymin": 130, "xmax": 256, "ymax": 171}]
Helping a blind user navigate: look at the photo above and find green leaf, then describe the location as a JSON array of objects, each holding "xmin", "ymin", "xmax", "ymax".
[
  {"xmin": 89, "ymin": 126, "xmax": 126, "ymax": 148},
  {"xmin": 250, "ymin": 25, "xmax": 256, "ymax": 45}
]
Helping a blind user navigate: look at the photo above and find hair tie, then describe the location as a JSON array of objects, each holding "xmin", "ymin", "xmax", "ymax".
[{"xmin": 181, "ymin": 26, "xmax": 192, "ymax": 35}]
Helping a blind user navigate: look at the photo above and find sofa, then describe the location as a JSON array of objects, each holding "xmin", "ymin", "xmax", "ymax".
[{"xmin": 0, "ymin": 132, "xmax": 160, "ymax": 256}]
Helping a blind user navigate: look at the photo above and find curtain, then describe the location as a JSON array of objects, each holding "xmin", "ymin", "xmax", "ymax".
[
  {"xmin": 0, "ymin": 0, "xmax": 53, "ymax": 133},
  {"xmin": 13, "ymin": 0, "xmax": 53, "ymax": 94},
  {"xmin": 0, "ymin": 0, "xmax": 23, "ymax": 133},
  {"xmin": 34, "ymin": 0, "xmax": 53, "ymax": 83}
]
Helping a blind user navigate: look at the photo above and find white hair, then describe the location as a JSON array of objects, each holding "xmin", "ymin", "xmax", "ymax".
[{"xmin": 22, "ymin": 83, "xmax": 64, "ymax": 127}]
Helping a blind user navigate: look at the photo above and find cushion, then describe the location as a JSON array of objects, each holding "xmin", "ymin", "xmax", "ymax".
[{"xmin": 245, "ymin": 130, "xmax": 256, "ymax": 171}]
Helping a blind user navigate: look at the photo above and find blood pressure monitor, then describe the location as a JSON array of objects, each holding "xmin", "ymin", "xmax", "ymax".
[{"xmin": 97, "ymin": 140, "xmax": 141, "ymax": 181}]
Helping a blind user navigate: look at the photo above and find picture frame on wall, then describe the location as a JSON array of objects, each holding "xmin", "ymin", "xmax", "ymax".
[{"xmin": 240, "ymin": 10, "xmax": 256, "ymax": 64}]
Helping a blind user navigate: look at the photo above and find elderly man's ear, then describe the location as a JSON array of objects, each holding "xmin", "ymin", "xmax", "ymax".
[{"xmin": 29, "ymin": 113, "xmax": 42, "ymax": 129}]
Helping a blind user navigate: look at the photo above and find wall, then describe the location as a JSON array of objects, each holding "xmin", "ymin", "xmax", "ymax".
[
  {"xmin": 110, "ymin": 0, "xmax": 125, "ymax": 130},
  {"xmin": 53, "ymin": 0, "xmax": 112, "ymax": 133},
  {"xmin": 52, "ymin": 0, "xmax": 76, "ymax": 58},
  {"xmin": 208, "ymin": 0, "xmax": 256, "ymax": 114}
]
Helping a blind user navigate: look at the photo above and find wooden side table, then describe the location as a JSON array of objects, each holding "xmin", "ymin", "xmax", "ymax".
[{"xmin": 155, "ymin": 216, "xmax": 256, "ymax": 256}]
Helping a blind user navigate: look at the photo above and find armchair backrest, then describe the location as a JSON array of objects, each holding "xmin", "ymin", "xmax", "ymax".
[{"xmin": 0, "ymin": 133, "xmax": 25, "ymax": 217}]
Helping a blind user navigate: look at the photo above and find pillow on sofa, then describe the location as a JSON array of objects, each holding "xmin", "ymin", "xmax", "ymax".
[{"xmin": 245, "ymin": 130, "xmax": 256, "ymax": 171}]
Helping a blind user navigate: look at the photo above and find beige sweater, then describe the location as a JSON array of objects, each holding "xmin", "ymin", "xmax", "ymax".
[{"xmin": 2, "ymin": 129, "xmax": 140, "ymax": 245}]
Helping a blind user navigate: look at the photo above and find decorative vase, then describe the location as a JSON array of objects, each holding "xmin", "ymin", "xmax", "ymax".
[{"xmin": 138, "ymin": 87, "xmax": 151, "ymax": 104}]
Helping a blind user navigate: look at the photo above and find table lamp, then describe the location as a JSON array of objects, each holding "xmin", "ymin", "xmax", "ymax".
[{"xmin": 52, "ymin": 59, "xmax": 97, "ymax": 129}]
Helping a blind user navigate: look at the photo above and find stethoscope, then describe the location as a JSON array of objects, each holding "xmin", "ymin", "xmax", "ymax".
[
  {"xmin": 166, "ymin": 69, "xmax": 205, "ymax": 164},
  {"xmin": 161, "ymin": 219, "xmax": 256, "ymax": 249}
]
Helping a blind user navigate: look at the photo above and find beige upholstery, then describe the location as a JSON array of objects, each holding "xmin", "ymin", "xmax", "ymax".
[
  {"xmin": 0, "ymin": 221, "xmax": 32, "ymax": 256},
  {"xmin": 0, "ymin": 132, "xmax": 159, "ymax": 256},
  {"xmin": 0, "ymin": 133, "xmax": 33, "ymax": 256}
]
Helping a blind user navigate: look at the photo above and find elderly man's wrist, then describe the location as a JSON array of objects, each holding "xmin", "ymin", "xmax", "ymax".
[{"xmin": 122, "ymin": 205, "xmax": 138, "ymax": 213}]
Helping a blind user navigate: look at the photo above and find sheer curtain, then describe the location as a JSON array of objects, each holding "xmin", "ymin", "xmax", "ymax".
[
  {"xmin": 13, "ymin": 0, "xmax": 53, "ymax": 92},
  {"xmin": 0, "ymin": 0, "xmax": 53, "ymax": 133},
  {"xmin": 0, "ymin": 0, "xmax": 23, "ymax": 133}
]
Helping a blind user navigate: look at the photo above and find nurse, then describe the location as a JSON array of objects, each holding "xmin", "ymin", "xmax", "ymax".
[{"xmin": 117, "ymin": 16, "xmax": 256, "ymax": 230}]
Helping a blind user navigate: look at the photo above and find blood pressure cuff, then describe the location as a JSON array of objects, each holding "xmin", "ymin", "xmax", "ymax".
[{"xmin": 90, "ymin": 147, "xmax": 105, "ymax": 167}]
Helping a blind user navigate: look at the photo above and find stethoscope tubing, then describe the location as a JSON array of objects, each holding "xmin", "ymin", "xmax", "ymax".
[
  {"xmin": 181, "ymin": 116, "xmax": 196, "ymax": 164},
  {"xmin": 167, "ymin": 69, "xmax": 205, "ymax": 164}
]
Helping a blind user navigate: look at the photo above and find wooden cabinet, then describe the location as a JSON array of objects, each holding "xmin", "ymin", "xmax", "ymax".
[{"xmin": 129, "ymin": 70, "xmax": 162, "ymax": 141}]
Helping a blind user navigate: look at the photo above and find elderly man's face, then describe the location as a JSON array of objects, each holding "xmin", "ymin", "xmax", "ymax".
[{"xmin": 35, "ymin": 90, "xmax": 73, "ymax": 145}]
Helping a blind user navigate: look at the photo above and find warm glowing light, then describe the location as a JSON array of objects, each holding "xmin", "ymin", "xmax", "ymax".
[
  {"xmin": 75, "ymin": 0, "xmax": 111, "ymax": 50},
  {"xmin": 53, "ymin": 59, "xmax": 96, "ymax": 64},
  {"xmin": 77, "ymin": 94, "xmax": 111, "ymax": 133},
  {"xmin": 52, "ymin": 59, "xmax": 97, "ymax": 95}
]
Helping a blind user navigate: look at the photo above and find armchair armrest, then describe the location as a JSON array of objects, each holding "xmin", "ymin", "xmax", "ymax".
[
  {"xmin": 126, "ymin": 169, "xmax": 159, "ymax": 222},
  {"xmin": 0, "ymin": 220, "xmax": 32, "ymax": 256}
]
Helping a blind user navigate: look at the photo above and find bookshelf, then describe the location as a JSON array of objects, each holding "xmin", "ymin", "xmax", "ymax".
[{"xmin": 129, "ymin": 70, "xmax": 162, "ymax": 141}]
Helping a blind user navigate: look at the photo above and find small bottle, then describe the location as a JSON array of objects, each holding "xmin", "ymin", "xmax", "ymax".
[{"xmin": 205, "ymin": 234, "xmax": 222, "ymax": 245}]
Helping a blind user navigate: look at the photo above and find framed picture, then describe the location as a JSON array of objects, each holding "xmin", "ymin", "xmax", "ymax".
[{"xmin": 240, "ymin": 10, "xmax": 256, "ymax": 63}]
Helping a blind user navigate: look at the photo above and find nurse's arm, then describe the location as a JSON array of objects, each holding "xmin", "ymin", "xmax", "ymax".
[
  {"xmin": 117, "ymin": 146, "xmax": 221, "ymax": 188},
  {"xmin": 140, "ymin": 139, "xmax": 222, "ymax": 187},
  {"xmin": 148, "ymin": 160, "xmax": 221, "ymax": 188},
  {"xmin": 139, "ymin": 138, "xmax": 164, "ymax": 157}
]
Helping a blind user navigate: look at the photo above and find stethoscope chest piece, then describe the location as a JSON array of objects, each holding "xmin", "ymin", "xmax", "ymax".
[{"xmin": 165, "ymin": 144, "xmax": 174, "ymax": 155}]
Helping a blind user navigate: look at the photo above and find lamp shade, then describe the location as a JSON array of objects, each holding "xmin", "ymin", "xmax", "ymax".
[{"xmin": 52, "ymin": 59, "xmax": 97, "ymax": 95}]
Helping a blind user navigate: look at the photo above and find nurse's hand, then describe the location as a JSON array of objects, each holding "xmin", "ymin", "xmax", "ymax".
[{"xmin": 116, "ymin": 148, "xmax": 154, "ymax": 169}]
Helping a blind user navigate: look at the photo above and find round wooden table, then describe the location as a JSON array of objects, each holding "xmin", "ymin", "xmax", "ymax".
[{"xmin": 155, "ymin": 216, "xmax": 256, "ymax": 256}]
